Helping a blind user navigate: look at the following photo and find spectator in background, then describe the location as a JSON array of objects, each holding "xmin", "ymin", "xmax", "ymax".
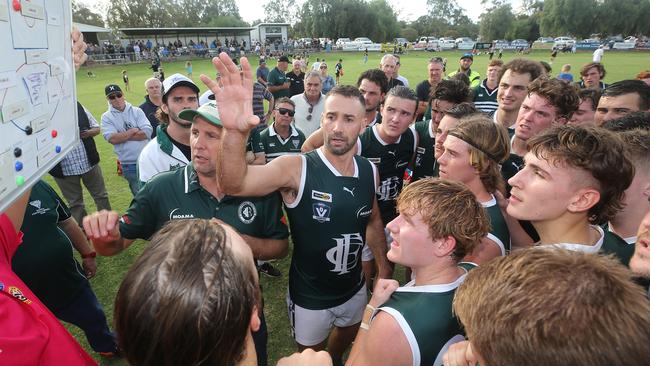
[
  {"xmin": 101, "ymin": 84, "xmax": 152, "ymax": 196},
  {"xmin": 380, "ymin": 54, "xmax": 404, "ymax": 90},
  {"xmin": 139, "ymin": 78, "xmax": 163, "ymax": 138},
  {"xmin": 473, "ymin": 59, "xmax": 503, "ymax": 114},
  {"xmin": 593, "ymin": 45, "xmax": 605, "ymax": 63},
  {"xmin": 13, "ymin": 181, "xmax": 119, "ymax": 357},
  {"xmin": 569, "ymin": 89, "xmax": 600, "ymax": 125},
  {"xmin": 415, "ymin": 57, "xmax": 445, "ymax": 120},
  {"xmin": 267, "ymin": 55, "xmax": 291, "ymax": 99},
  {"xmin": 286, "ymin": 59, "xmax": 305, "ymax": 97},
  {"xmin": 50, "ymin": 102, "xmax": 111, "ymax": 225},
  {"xmin": 291, "ymin": 71, "xmax": 325, "ymax": 138},
  {"xmin": 636, "ymin": 70, "xmax": 650, "ymax": 86},
  {"xmin": 448, "ymin": 53, "xmax": 481, "ymax": 88},
  {"xmin": 558, "ymin": 64, "xmax": 574, "ymax": 82},
  {"xmin": 319, "ymin": 62, "xmax": 335, "ymax": 94},
  {"xmin": 257, "ymin": 58, "xmax": 269, "ymax": 86},
  {"xmin": 577, "ymin": 62, "xmax": 608, "ymax": 90},
  {"xmin": 394, "ymin": 55, "xmax": 409, "ymax": 87}
]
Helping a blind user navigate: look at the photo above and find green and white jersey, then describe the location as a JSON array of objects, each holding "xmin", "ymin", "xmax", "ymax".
[
  {"xmin": 482, "ymin": 195, "xmax": 511, "ymax": 255},
  {"xmin": 285, "ymin": 148, "xmax": 377, "ymax": 309},
  {"xmin": 358, "ymin": 125, "xmax": 417, "ymax": 225},
  {"xmin": 119, "ymin": 164, "xmax": 289, "ymax": 241},
  {"xmin": 473, "ymin": 80, "xmax": 499, "ymax": 114},
  {"xmin": 413, "ymin": 119, "xmax": 436, "ymax": 181},
  {"xmin": 259, "ymin": 123, "xmax": 306, "ymax": 163},
  {"xmin": 540, "ymin": 225, "xmax": 634, "ymax": 266},
  {"xmin": 374, "ymin": 273, "xmax": 468, "ymax": 366}
]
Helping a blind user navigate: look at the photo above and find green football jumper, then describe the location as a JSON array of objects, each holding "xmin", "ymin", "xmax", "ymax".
[
  {"xmin": 542, "ymin": 225, "xmax": 634, "ymax": 266},
  {"xmin": 375, "ymin": 273, "xmax": 469, "ymax": 366},
  {"xmin": 413, "ymin": 119, "xmax": 436, "ymax": 181},
  {"xmin": 482, "ymin": 195, "xmax": 511, "ymax": 255},
  {"xmin": 119, "ymin": 164, "xmax": 288, "ymax": 241},
  {"xmin": 259, "ymin": 123, "xmax": 306, "ymax": 163},
  {"xmin": 359, "ymin": 125, "xmax": 416, "ymax": 225},
  {"xmin": 285, "ymin": 149, "xmax": 377, "ymax": 309}
]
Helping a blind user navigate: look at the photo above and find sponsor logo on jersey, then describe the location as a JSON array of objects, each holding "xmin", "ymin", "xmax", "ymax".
[
  {"xmin": 368, "ymin": 157, "xmax": 381, "ymax": 165},
  {"xmin": 312, "ymin": 202, "xmax": 331, "ymax": 223},
  {"xmin": 269, "ymin": 142, "xmax": 276, "ymax": 147},
  {"xmin": 356, "ymin": 205, "xmax": 372, "ymax": 218},
  {"xmin": 343, "ymin": 187, "xmax": 356, "ymax": 196},
  {"xmin": 326, "ymin": 233, "xmax": 364, "ymax": 274},
  {"xmin": 9, "ymin": 286, "xmax": 31, "ymax": 304},
  {"xmin": 120, "ymin": 215, "xmax": 132, "ymax": 224},
  {"xmin": 239, "ymin": 201, "xmax": 257, "ymax": 224},
  {"xmin": 395, "ymin": 160, "xmax": 408, "ymax": 168},
  {"xmin": 169, "ymin": 208, "xmax": 195, "ymax": 220},
  {"xmin": 311, "ymin": 190, "xmax": 333, "ymax": 202},
  {"xmin": 416, "ymin": 147, "xmax": 426, "ymax": 154},
  {"xmin": 29, "ymin": 200, "xmax": 50, "ymax": 215}
]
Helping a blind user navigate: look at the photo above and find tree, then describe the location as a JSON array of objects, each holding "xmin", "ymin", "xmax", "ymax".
[
  {"xmin": 479, "ymin": 4, "xmax": 515, "ymax": 41},
  {"xmin": 72, "ymin": 1, "xmax": 104, "ymax": 27},
  {"xmin": 106, "ymin": 0, "xmax": 175, "ymax": 28},
  {"xmin": 263, "ymin": 0, "xmax": 297, "ymax": 23},
  {"xmin": 539, "ymin": 0, "xmax": 597, "ymax": 38},
  {"xmin": 596, "ymin": 0, "xmax": 650, "ymax": 36}
]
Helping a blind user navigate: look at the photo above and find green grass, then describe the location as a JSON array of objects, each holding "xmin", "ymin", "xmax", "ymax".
[{"xmin": 50, "ymin": 49, "xmax": 648, "ymax": 365}]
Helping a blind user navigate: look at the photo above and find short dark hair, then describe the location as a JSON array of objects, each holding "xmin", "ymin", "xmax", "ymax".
[
  {"xmin": 527, "ymin": 77, "xmax": 580, "ymax": 119},
  {"xmin": 527, "ymin": 125, "xmax": 634, "ymax": 224},
  {"xmin": 451, "ymin": 72, "xmax": 470, "ymax": 87},
  {"xmin": 386, "ymin": 85, "xmax": 418, "ymax": 115},
  {"xmin": 115, "ymin": 219, "xmax": 259, "ymax": 366},
  {"xmin": 444, "ymin": 102, "xmax": 478, "ymax": 119},
  {"xmin": 580, "ymin": 62, "xmax": 607, "ymax": 78},
  {"xmin": 578, "ymin": 89, "xmax": 601, "ymax": 111},
  {"xmin": 430, "ymin": 79, "xmax": 471, "ymax": 104},
  {"xmin": 540, "ymin": 61, "xmax": 552, "ymax": 74},
  {"xmin": 275, "ymin": 96, "xmax": 295, "ymax": 109},
  {"xmin": 602, "ymin": 80, "xmax": 650, "ymax": 111},
  {"xmin": 327, "ymin": 85, "xmax": 366, "ymax": 108},
  {"xmin": 357, "ymin": 69, "xmax": 389, "ymax": 94},
  {"xmin": 498, "ymin": 58, "xmax": 545, "ymax": 84},
  {"xmin": 602, "ymin": 111, "xmax": 650, "ymax": 132}
]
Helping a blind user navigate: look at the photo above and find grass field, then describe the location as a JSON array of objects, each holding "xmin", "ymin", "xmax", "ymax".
[{"xmin": 51, "ymin": 49, "xmax": 648, "ymax": 365}]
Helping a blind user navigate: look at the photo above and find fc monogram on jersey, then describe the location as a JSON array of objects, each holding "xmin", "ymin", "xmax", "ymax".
[{"xmin": 326, "ymin": 233, "xmax": 364, "ymax": 275}]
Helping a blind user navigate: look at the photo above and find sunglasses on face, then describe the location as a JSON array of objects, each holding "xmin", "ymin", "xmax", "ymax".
[
  {"xmin": 108, "ymin": 93, "xmax": 123, "ymax": 100},
  {"xmin": 277, "ymin": 108, "xmax": 295, "ymax": 117},
  {"xmin": 320, "ymin": 66, "xmax": 327, "ymax": 69}
]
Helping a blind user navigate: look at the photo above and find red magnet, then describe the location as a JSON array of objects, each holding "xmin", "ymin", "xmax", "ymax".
[
  {"xmin": 51, "ymin": 130, "xmax": 58, "ymax": 138},
  {"xmin": 12, "ymin": 0, "xmax": 21, "ymax": 11}
]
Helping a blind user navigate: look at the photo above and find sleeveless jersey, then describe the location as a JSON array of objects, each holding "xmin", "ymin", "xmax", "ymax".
[
  {"xmin": 483, "ymin": 195, "xmax": 511, "ymax": 255},
  {"xmin": 375, "ymin": 273, "xmax": 468, "ymax": 366},
  {"xmin": 413, "ymin": 119, "xmax": 436, "ymax": 181},
  {"xmin": 285, "ymin": 149, "xmax": 377, "ymax": 309},
  {"xmin": 359, "ymin": 125, "xmax": 416, "ymax": 225}
]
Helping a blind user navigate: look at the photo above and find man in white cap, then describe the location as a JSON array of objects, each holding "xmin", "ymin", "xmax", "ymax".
[{"xmin": 137, "ymin": 73, "xmax": 199, "ymax": 186}]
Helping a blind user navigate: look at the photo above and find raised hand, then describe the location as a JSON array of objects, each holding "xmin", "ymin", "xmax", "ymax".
[
  {"xmin": 199, "ymin": 53, "xmax": 259, "ymax": 133},
  {"xmin": 369, "ymin": 278, "xmax": 399, "ymax": 308}
]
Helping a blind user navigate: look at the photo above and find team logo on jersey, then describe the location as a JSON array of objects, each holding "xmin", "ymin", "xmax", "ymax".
[
  {"xmin": 238, "ymin": 201, "xmax": 257, "ymax": 224},
  {"xmin": 377, "ymin": 176, "xmax": 401, "ymax": 201},
  {"xmin": 9, "ymin": 286, "xmax": 31, "ymax": 304},
  {"xmin": 269, "ymin": 142, "xmax": 276, "ymax": 147},
  {"xmin": 292, "ymin": 139, "xmax": 300, "ymax": 149},
  {"xmin": 312, "ymin": 202, "xmax": 331, "ymax": 223},
  {"xmin": 326, "ymin": 233, "xmax": 364, "ymax": 274},
  {"xmin": 311, "ymin": 190, "xmax": 332, "ymax": 202},
  {"xmin": 356, "ymin": 205, "xmax": 372, "ymax": 218},
  {"xmin": 29, "ymin": 200, "xmax": 49, "ymax": 215},
  {"xmin": 368, "ymin": 157, "xmax": 381, "ymax": 165},
  {"xmin": 169, "ymin": 208, "xmax": 195, "ymax": 220}
]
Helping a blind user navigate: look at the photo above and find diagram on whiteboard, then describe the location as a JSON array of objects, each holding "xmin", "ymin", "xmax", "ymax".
[{"xmin": 0, "ymin": 0, "xmax": 76, "ymax": 211}]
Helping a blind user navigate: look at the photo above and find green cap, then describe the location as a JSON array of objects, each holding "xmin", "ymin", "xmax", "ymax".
[{"xmin": 178, "ymin": 101, "xmax": 222, "ymax": 127}]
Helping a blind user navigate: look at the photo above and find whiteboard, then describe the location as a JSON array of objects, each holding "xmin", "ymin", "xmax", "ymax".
[{"xmin": 0, "ymin": 0, "xmax": 77, "ymax": 212}]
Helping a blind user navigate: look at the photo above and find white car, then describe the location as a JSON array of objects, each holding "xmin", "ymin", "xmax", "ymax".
[
  {"xmin": 353, "ymin": 37, "xmax": 373, "ymax": 45},
  {"xmin": 554, "ymin": 37, "xmax": 576, "ymax": 48},
  {"xmin": 335, "ymin": 38, "xmax": 350, "ymax": 47}
]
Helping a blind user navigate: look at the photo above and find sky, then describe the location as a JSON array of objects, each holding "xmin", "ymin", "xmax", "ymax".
[{"xmin": 79, "ymin": 0, "xmax": 524, "ymax": 24}]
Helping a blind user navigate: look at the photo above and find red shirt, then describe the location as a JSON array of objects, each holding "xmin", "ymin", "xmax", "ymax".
[{"xmin": 0, "ymin": 214, "xmax": 97, "ymax": 365}]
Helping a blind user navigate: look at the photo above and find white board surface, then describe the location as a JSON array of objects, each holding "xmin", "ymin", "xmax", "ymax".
[{"xmin": 0, "ymin": 0, "xmax": 77, "ymax": 212}]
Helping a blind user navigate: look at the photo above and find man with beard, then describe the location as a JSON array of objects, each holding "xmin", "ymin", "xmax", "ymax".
[
  {"xmin": 447, "ymin": 54, "xmax": 481, "ymax": 88},
  {"xmin": 137, "ymin": 74, "xmax": 199, "ymax": 185},
  {"xmin": 207, "ymin": 53, "xmax": 391, "ymax": 365}
]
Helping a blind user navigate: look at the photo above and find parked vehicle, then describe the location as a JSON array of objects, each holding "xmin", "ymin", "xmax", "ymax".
[{"xmin": 554, "ymin": 37, "xmax": 576, "ymax": 48}]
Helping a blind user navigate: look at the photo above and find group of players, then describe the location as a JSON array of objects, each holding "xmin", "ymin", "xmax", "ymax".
[{"xmin": 3, "ymin": 29, "xmax": 650, "ymax": 365}]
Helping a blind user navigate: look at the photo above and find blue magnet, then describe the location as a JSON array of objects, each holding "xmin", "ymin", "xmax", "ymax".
[{"xmin": 14, "ymin": 161, "xmax": 23, "ymax": 171}]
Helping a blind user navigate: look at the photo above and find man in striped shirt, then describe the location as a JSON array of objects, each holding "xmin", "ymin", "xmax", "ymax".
[{"xmin": 473, "ymin": 59, "xmax": 503, "ymax": 114}]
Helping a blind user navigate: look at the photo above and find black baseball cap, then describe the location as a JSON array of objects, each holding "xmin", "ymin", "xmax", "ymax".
[
  {"xmin": 278, "ymin": 55, "xmax": 290, "ymax": 63},
  {"xmin": 105, "ymin": 84, "xmax": 122, "ymax": 96}
]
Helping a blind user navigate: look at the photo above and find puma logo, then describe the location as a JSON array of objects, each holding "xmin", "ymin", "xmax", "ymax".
[
  {"xmin": 343, "ymin": 187, "xmax": 355, "ymax": 196},
  {"xmin": 387, "ymin": 150, "xmax": 396, "ymax": 156}
]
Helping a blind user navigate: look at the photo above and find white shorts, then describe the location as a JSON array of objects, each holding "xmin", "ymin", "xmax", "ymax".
[
  {"xmin": 361, "ymin": 228, "xmax": 393, "ymax": 262},
  {"xmin": 287, "ymin": 285, "xmax": 367, "ymax": 346}
]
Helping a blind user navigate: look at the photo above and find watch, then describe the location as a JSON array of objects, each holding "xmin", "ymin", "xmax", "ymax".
[{"xmin": 81, "ymin": 251, "xmax": 97, "ymax": 259}]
